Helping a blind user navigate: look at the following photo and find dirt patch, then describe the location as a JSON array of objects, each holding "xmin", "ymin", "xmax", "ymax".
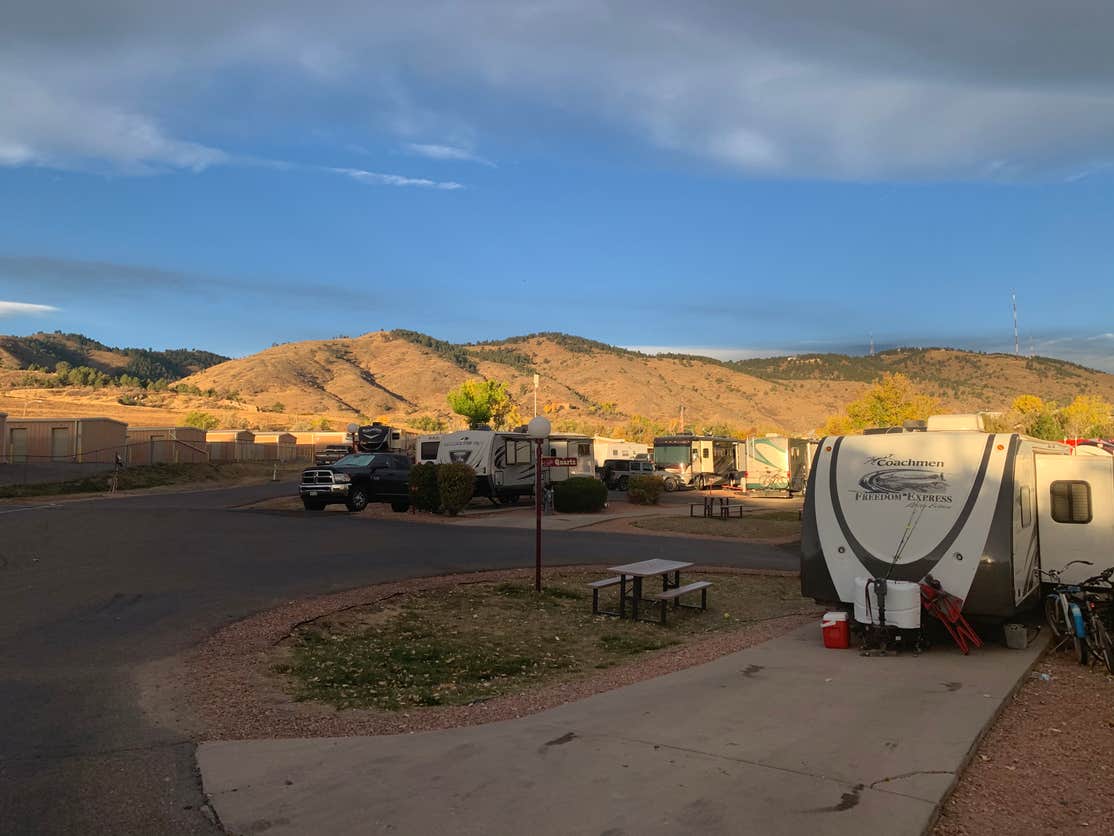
[
  {"xmin": 630, "ymin": 511, "xmax": 802, "ymax": 542},
  {"xmin": 934, "ymin": 650, "xmax": 1114, "ymax": 835},
  {"xmin": 153, "ymin": 566, "xmax": 819, "ymax": 741}
]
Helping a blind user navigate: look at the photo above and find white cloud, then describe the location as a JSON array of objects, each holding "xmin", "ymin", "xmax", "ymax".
[
  {"xmin": 332, "ymin": 167, "xmax": 463, "ymax": 190},
  {"xmin": 405, "ymin": 143, "xmax": 494, "ymax": 166},
  {"xmin": 0, "ymin": 300, "xmax": 59, "ymax": 317}
]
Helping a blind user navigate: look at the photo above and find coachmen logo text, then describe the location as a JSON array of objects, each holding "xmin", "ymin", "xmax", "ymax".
[{"xmin": 854, "ymin": 453, "xmax": 952, "ymax": 503}]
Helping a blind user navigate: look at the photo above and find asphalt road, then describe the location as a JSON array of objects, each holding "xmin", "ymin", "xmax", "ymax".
[{"xmin": 0, "ymin": 482, "xmax": 798, "ymax": 835}]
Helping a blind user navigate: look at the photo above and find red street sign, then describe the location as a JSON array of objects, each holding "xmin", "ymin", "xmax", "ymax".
[{"xmin": 541, "ymin": 457, "xmax": 578, "ymax": 467}]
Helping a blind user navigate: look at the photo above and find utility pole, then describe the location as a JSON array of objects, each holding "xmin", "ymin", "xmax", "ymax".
[
  {"xmin": 680, "ymin": 403, "xmax": 685, "ymax": 432},
  {"xmin": 869, "ymin": 332, "xmax": 875, "ymax": 357},
  {"xmin": 1012, "ymin": 291, "xmax": 1019, "ymax": 355},
  {"xmin": 533, "ymin": 373, "xmax": 539, "ymax": 417}
]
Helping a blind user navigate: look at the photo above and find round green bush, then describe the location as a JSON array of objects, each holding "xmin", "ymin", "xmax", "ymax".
[
  {"xmin": 408, "ymin": 462, "xmax": 441, "ymax": 512},
  {"xmin": 437, "ymin": 462, "xmax": 476, "ymax": 515},
  {"xmin": 553, "ymin": 476, "xmax": 607, "ymax": 513},
  {"xmin": 627, "ymin": 474, "xmax": 664, "ymax": 505}
]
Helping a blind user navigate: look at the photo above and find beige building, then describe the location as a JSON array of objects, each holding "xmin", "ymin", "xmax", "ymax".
[
  {"xmin": 126, "ymin": 426, "xmax": 209, "ymax": 465},
  {"xmin": 5, "ymin": 417, "xmax": 127, "ymax": 463},
  {"xmin": 205, "ymin": 430, "xmax": 255, "ymax": 444}
]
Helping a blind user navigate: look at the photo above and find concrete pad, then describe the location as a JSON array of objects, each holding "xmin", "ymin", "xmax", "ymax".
[{"xmin": 199, "ymin": 625, "xmax": 1046, "ymax": 836}]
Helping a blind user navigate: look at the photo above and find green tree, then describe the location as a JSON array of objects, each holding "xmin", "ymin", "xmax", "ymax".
[
  {"xmin": 184, "ymin": 410, "xmax": 220, "ymax": 430},
  {"xmin": 822, "ymin": 373, "xmax": 939, "ymax": 435},
  {"xmin": 309, "ymin": 417, "xmax": 334, "ymax": 431},
  {"xmin": 410, "ymin": 415, "xmax": 446, "ymax": 433},
  {"xmin": 446, "ymin": 379, "xmax": 517, "ymax": 429}
]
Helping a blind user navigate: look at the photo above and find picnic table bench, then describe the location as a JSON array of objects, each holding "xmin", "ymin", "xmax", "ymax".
[
  {"xmin": 588, "ymin": 559, "xmax": 713, "ymax": 624},
  {"xmin": 690, "ymin": 496, "xmax": 744, "ymax": 519}
]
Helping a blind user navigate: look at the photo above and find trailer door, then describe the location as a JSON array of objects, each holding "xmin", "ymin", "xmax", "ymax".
[{"xmin": 1035, "ymin": 456, "xmax": 1114, "ymax": 585}]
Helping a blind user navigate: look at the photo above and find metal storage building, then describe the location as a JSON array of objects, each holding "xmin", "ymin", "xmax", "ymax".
[
  {"xmin": 4, "ymin": 417, "xmax": 127, "ymax": 463},
  {"xmin": 205, "ymin": 430, "xmax": 255, "ymax": 444},
  {"xmin": 126, "ymin": 427, "xmax": 209, "ymax": 465}
]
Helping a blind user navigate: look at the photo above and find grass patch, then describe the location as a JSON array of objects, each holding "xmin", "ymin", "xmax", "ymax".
[
  {"xmin": 0, "ymin": 461, "xmax": 303, "ymax": 498},
  {"xmin": 275, "ymin": 570, "xmax": 812, "ymax": 712},
  {"xmin": 632, "ymin": 511, "xmax": 801, "ymax": 540}
]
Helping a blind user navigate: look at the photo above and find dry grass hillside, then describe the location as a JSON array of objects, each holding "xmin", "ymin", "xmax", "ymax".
[{"xmin": 2, "ymin": 329, "xmax": 1112, "ymax": 436}]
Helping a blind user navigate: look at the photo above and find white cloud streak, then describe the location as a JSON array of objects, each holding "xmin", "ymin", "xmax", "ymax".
[
  {"xmin": 0, "ymin": 300, "xmax": 59, "ymax": 317},
  {"xmin": 331, "ymin": 167, "xmax": 464, "ymax": 190},
  {"xmin": 405, "ymin": 143, "xmax": 494, "ymax": 166}
]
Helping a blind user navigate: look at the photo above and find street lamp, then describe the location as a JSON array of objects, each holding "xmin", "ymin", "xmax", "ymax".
[{"xmin": 526, "ymin": 415, "xmax": 551, "ymax": 592}]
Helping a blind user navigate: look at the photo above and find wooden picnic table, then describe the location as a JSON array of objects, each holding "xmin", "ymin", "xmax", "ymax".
[{"xmin": 608, "ymin": 559, "xmax": 694, "ymax": 622}]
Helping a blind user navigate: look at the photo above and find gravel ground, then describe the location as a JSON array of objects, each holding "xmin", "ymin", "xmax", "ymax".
[
  {"xmin": 934, "ymin": 650, "xmax": 1114, "ymax": 835},
  {"xmin": 151, "ymin": 566, "xmax": 818, "ymax": 741}
]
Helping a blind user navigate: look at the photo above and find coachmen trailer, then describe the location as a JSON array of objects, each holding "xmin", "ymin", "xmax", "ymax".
[
  {"xmin": 653, "ymin": 434, "xmax": 740, "ymax": 489},
  {"xmin": 742, "ymin": 435, "xmax": 814, "ymax": 494},
  {"xmin": 418, "ymin": 429, "xmax": 537, "ymax": 503},
  {"xmin": 799, "ymin": 414, "xmax": 1114, "ymax": 619}
]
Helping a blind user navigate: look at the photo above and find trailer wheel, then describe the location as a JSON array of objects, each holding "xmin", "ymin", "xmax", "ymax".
[
  {"xmin": 617, "ymin": 475, "xmax": 630, "ymax": 491},
  {"xmin": 345, "ymin": 488, "xmax": 369, "ymax": 513},
  {"xmin": 695, "ymin": 475, "xmax": 706, "ymax": 491}
]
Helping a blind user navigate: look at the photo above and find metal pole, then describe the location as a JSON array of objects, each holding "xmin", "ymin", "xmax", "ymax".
[
  {"xmin": 535, "ymin": 438, "xmax": 543, "ymax": 592},
  {"xmin": 533, "ymin": 373, "xmax": 539, "ymax": 417}
]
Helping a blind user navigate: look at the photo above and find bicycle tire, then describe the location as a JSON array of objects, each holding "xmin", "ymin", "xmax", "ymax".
[
  {"xmin": 1044, "ymin": 595, "xmax": 1066, "ymax": 639},
  {"xmin": 1087, "ymin": 616, "xmax": 1114, "ymax": 673},
  {"xmin": 1074, "ymin": 634, "xmax": 1089, "ymax": 665}
]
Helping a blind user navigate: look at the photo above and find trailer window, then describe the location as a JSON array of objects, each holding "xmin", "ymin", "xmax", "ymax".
[
  {"xmin": 506, "ymin": 439, "xmax": 533, "ymax": 465},
  {"xmin": 702, "ymin": 448, "xmax": 709, "ymax": 458},
  {"xmin": 1019, "ymin": 486, "xmax": 1032, "ymax": 528},
  {"xmin": 1049, "ymin": 480, "xmax": 1092, "ymax": 524},
  {"xmin": 420, "ymin": 441, "xmax": 440, "ymax": 460},
  {"xmin": 577, "ymin": 443, "xmax": 591, "ymax": 456}
]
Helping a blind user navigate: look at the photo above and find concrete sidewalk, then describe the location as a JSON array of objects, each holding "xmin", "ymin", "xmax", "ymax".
[{"xmin": 199, "ymin": 625, "xmax": 1045, "ymax": 836}]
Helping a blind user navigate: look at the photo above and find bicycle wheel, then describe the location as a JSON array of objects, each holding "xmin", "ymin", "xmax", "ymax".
[
  {"xmin": 1087, "ymin": 615, "xmax": 1114, "ymax": 672},
  {"xmin": 1044, "ymin": 595, "xmax": 1066, "ymax": 639}
]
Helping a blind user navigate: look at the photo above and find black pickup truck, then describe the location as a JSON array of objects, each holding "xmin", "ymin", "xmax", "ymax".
[
  {"xmin": 314, "ymin": 444, "xmax": 354, "ymax": 466},
  {"xmin": 299, "ymin": 452, "xmax": 412, "ymax": 512}
]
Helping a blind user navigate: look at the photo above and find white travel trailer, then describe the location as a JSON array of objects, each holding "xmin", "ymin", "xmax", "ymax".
[
  {"xmin": 741, "ymin": 435, "xmax": 814, "ymax": 493},
  {"xmin": 801, "ymin": 414, "xmax": 1114, "ymax": 619},
  {"xmin": 418, "ymin": 429, "xmax": 538, "ymax": 503},
  {"xmin": 653, "ymin": 434, "xmax": 741, "ymax": 489},
  {"xmin": 591, "ymin": 436, "xmax": 649, "ymax": 465},
  {"xmin": 544, "ymin": 433, "xmax": 598, "ymax": 482}
]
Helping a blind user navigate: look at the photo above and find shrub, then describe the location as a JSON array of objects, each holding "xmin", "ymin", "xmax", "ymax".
[
  {"xmin": 184, "ymin": 410, "xmax": 220, "ymax": 430},
  {"xmin": 553, "ymin": 477, "xmax": 608, "ymax": 513},
  {"xmin": 437, "ymin": 463, "xmax": 476, "ymax": 516},
  {"xmin": 408, "ymin": 462, "xmax": 441, "ymax": 512},
  {"xmin": 627, "ymin": 474, "xmax": 664, "ymax": 505}
]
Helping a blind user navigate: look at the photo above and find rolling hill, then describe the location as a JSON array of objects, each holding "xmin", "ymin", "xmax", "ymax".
[
  {"xmin": 1, "ymin": 329, "xmax": 1111, "ymax": 435},
  {"xmin": 0, "ymin": 331, "xmax": 227, "ymax": 381}
]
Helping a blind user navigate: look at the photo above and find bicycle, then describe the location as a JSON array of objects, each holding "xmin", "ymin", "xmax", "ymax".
[
  {"xmin": 1040, "ymin": 561, "xmax": 1092, "ymax": 665},
  {"xmin": 1079, "ymin": 567, "xmax": 1114, "ymax": 672}
]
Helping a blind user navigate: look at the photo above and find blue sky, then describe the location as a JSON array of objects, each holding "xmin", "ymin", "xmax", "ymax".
[{"xmin": 1, "ymin": 1, "xmax": 1113, "ymax": 371}]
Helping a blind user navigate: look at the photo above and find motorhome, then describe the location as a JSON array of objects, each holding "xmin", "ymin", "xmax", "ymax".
[
  {"xmin": 801, "ymin": 414, "xmax": 1114, "ymax": 620},
  {"xmin": 741, "ymin": 435, "xmax": 814, "ymax": 494},
  {"xmin": 418, "ymin": 429, "xmax": 538, "ymax": 503},
  {"xmin": 591, "ymin": 437, "xmax": 649, "ymax": 465},
  {"xmin": 652, "ymin": 434, "xmax": 740, "ymax": 489},
  {"xmin": 354, "ymin": 423, "xmax": 416, "ymax": 457}
]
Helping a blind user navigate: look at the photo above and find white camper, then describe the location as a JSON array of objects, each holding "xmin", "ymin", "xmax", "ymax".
[
  {"xmin": 591, "ymin": 436, "xmax": 649, "ymax": 466},
  {"xmin": 741, "ymin": 435, "xmax": 814, "ymax": 494},
  {"xmin": 544, "ymin": 433, "xmax": 598, "ymax": 482},
  {"xmin": 801, "ymin": 414, "xmax": 1114, "ymax": 619},
  {"xmin": 417, "ymin": 429, "xmax": 538, "ymax": 503}
]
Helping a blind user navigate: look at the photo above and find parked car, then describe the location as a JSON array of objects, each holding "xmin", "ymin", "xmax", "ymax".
[
  {"xmin": 598, "ymin": 458, "xmax": 660, "ymax": 490},
  {"xmin": 299, "ymin": 452, "xmax": 411, "ymax": 512},
  {"xmin": 314, "ymin": 444, "xmax": 353, "ymax": 466}
]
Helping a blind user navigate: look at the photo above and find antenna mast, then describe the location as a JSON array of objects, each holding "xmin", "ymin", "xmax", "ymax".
[
  {"xmin": 869, "ymin": 332, "xmax": 875, "ymax": 357},
  {"xmin": 1012, "ymin": 291, "xmax": 1019, "ymax": 355}
]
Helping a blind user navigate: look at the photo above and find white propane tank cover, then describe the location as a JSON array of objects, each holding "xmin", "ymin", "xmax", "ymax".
[{"xmin": 853, "ymin": 577, "xmax": 923, "ymax": 629}]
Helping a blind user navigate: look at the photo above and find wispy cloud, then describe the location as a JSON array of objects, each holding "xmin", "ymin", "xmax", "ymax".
[
  {"xmin": 0, "ymin": 300, "xmax": 59, "ymax": 317},
  {"xmin": 331, "ymin": 167, "xmax": 464, "ymax": 190},
  {"xmin": 405, "ymin": 143, "xmax": 494, "ymax": 166}
]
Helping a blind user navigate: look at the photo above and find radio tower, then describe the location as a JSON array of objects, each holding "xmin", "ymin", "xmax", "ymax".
[
  {"xmin": 869, "ymin": 332, "xmax": 875, "ymax": 357},
  {"xmin": 1012, "ymin": 291, "xmax": 1019, "ymax": 355}
]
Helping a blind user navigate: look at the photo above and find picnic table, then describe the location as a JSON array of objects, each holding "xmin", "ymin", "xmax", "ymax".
[{"xmin": 608, "ymin": 559, "xmax": 694, "ymax": 622}]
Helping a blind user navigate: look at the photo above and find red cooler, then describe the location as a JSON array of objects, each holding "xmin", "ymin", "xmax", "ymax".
[{"xmin": 822, "ymin": 611, "xmax": 850, "ymax": 649}]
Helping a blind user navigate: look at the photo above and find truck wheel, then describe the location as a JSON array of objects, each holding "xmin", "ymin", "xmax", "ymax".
[
  {"xmin": 617, "ymin": 475, "xmax": 630, "ymax": 491},
  {"xmin": 303, "ymin": 501, "xmax": 325, "ymax": 511},
  {"xmin": 345, "ymin": 488, "xmax": 369, "ymax": 513},
  {"xmin": 390, "ymin": 500, "xmax": 410, "ymax": 513}
]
